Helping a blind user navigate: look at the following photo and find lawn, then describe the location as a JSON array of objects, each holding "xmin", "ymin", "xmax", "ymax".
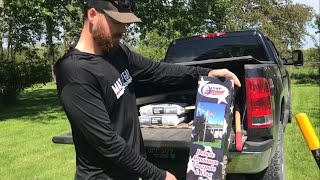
[
  {"xmin": 0, "ymin": 83, "xmax": 75, "ymax": 180},
  {"xmin": 193, "ymin": 140, "xmax": 222, "ymax": 148},
  {"xmin": 285, "ymin": 84, "xmax": 319, "ymax": 180},
  {"xmin": 0, "ymin": 83, "xmax": 319, "ymax": 179}
]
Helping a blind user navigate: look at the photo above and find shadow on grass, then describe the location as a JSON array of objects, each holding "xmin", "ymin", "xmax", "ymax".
[{"xmin": 0, "ymin": 88, "xmax": 65, "ymax": 122}]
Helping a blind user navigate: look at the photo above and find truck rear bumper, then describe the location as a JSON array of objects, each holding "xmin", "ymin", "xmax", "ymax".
[
  {"xmin": 141, "ymin": 127, "xmax": 274, "ymax": 174},
  {"xmin": 227, "ymin": 145, "xmax": 272, "ymax": 174}
]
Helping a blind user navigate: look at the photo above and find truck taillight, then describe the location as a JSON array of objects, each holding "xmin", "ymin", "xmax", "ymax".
[{"xmin": 245, "ymin": 77, "xmax": 273, "ymax": 128}]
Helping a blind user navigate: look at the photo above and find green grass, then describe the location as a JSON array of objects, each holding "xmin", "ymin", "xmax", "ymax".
[
  {"xmin": 0, "ymin": 83, "xmax": 319, "ymax": 179},
  {"xmin": 193, "ymin": 140, "xmax": 222, "ymax": 148},
  {"xmin": 285, "ymin": 84, "xmax": 320, "ymax": 180},
  {"xmin": 0, "ymin": 83, "xmax": 75, "ymax": 180}
]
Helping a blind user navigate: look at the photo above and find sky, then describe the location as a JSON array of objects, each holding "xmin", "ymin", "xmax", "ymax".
[
  {"xmin": 196, "ymin": 102, "xmax": 226, "ymax": 124},
  {"xmin": 292, "ymin": 0, "xmax": 320, "ymax": 49}
]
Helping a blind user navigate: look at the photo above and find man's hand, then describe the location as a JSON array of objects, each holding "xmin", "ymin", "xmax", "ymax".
[
  {"xmin": 165, "ymin": 171, "xmax": 177, "ymax": 180},
  {"xmin": 208, "ymin": 69, "xmax": 241, "ymax": 87}
]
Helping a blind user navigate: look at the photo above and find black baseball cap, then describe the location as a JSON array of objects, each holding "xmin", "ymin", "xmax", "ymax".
[{"xmin": 85, "ymin": 0, "xmax": 142, "ymax": 23}]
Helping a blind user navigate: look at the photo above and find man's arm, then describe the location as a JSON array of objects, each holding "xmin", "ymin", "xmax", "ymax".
[{"xmin": 59, "ymin": 82, "xmax": 166, "ymax": 180}]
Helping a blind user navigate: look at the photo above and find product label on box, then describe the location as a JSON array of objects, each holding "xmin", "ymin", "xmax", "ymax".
[
  {"xmin": 151, "ymin": 117, "xmax": 162, "ymax": 124},
  {"xmin": 186, "ymin": 77, "xmax": 234, "ymax": 180},
  {"xmin": 153, "ymin": 107, "xmax": 164, "ymax": 114}
]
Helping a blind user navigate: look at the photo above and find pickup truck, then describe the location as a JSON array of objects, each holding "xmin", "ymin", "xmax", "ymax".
[{"xmin": 53, "ymin": 30, "xmax": 303, "ymax": 180}]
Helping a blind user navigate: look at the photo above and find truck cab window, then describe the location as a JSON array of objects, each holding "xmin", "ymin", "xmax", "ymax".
[{"xmin": 165, "ymin": 35, "xmax": 269, "ymax": 63}]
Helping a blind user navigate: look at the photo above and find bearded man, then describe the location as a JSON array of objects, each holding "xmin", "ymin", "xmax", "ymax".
[{"xmin": 54, "ymin": 0, "xmax": 240, "ymax": 179}]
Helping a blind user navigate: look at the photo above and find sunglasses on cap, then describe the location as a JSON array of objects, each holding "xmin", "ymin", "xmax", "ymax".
[
  {"xmin": 85, "ymin": 0, "xmax": 141, "ymax": 23},
  {"xmin": 86, "ymin": 0, "xmax": 136, "ymax": 12}
]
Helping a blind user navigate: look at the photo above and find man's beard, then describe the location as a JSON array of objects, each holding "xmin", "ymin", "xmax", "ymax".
[{"xmin": 92, "ymin": 23, "xmax": 120, "ymax": 54}]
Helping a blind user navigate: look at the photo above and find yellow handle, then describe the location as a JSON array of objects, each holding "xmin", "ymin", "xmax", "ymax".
[{"xmin": 295, "ymin": 113, "xmax": 320, "ymax": 151}]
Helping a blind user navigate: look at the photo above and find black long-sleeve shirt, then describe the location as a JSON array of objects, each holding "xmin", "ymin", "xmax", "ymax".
[{"xmin": 54, "ymin": 44, "xmax": 211, "ymax": 180}]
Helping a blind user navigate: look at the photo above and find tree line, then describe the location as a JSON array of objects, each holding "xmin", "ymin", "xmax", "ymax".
[{"xmin": 0, "ymin": 0, "xmax": 318, "ymax": 104}]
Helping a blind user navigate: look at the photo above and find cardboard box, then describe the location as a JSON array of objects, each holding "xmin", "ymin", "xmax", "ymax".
[{"xmin": 186, "ymin": 76, "xmax": 234, "ymax": 180}]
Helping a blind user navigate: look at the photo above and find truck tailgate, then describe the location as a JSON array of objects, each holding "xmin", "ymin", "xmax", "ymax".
[
  {"xmin": 52, "ymin": 124, "xmax": 192, "ymax": 148},
  {"xmin": 141, "ymin": 125, "xmax": 192, "ymax": 148}
]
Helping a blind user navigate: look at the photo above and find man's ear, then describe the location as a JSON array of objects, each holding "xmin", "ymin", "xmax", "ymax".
[{"xmin": 87, "ymin": 8, "xmax": 98, "ymax": 23}]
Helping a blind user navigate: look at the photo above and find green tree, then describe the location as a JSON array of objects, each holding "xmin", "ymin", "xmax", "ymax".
[
  {"xmin": 34, "ymin": 0, "xmax": 83, "ymax": 81},
  {"xmin": 134, "ymin": 0, "xmax": 230, "ymax": 41},
  {"xmin": 310, "ymin": 14, "xmax": 320, "ymax": 49},
  {"xmin": 0, "ymin": 0, "xmax": 56, "ymax": 103},
  {"xmin": 123, "ymin": 0, "xmax": 232, "ymax": 60},
  {"xmin": 225, "ymin": 0, "xmax": 314, "ymax": 58},
  {"xmin": 0, "ymin": 0, "xmax": 83, "ymax": 79},
  {"xmin": 60, "ymin": 0, "xmax": 83, "ymax": 53},
  {"xmin": 0, "ymin": 50, "xmax": 51, "ymax": 105},
  {"xmin": 304, "ymin": 48, "xmax": 320, "ymax": 63},
  {"xmin": 0, "ymin": 0, "xmax": 4, "ymax": 60},
  {"xmin": 39, "ymin": 0, "xmax": 63, "ymax": 81},
  {"xmin": 1, "ymin": 1, "xmax": 43, "ymax": 60},
  {"xmin": 315, "ymin": 14, "xmax": 320, "ymax": 34},
  {"xmin": 130, "ymin": 30, "xmax": 171, "ymax": 62}
]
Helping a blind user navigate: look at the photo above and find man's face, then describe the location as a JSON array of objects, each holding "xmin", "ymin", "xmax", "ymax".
[{"xmin": 91, "ymin": 11, "xmax": 126, "ymax": 54}]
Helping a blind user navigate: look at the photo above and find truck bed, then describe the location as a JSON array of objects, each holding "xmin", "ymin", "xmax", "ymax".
[{"xmin": 53, "ymin": 56, "xmax": 257, "ymax": 148}]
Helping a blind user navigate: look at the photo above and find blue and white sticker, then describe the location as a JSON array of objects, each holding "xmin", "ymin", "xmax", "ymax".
[{"xmin": 198, "ymin": 77, "xmax": 229, "ymax": 104}]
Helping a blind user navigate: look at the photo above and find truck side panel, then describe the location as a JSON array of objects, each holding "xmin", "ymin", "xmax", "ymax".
[{"xmin": 226, "ymin": 64, "xmax": 283, "ymax": 174}]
